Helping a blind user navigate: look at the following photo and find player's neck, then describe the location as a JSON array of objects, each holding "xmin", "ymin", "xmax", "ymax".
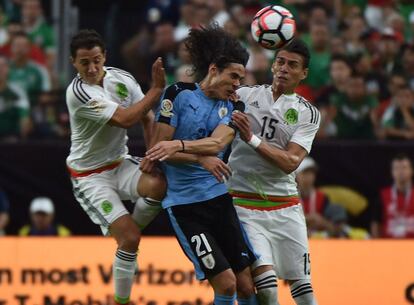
[
  {"xmin": 272, "ymin": 85, "xmax": 294, "ymax": 101},
  {"xmin": 199, "ymin": 80, "xmax": 217, "ymax": 99}
]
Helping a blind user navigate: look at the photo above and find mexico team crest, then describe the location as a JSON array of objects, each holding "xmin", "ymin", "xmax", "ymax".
[
  {"xmin": 284, "ymin": 108, "xmax": 298, "ymax": 125},
  {"xmin": 101, "ymin": 200, "xmax": 113, "ymax": 214},
  {"xmin": 201, "ymin": 254, "xmax": 216, "ymax": 269},
  {"xmin": 116, "ymin": 83, "xmax": 129, "ymax": 99}
]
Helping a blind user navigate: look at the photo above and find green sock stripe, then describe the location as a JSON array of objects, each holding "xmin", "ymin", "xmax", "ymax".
[{"xmin": 114, "ymin": 295, "xmax": 130, "ymax": 304}]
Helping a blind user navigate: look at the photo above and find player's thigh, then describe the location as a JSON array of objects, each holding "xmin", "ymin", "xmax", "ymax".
[
  {"xmin": 117, "ymin": 156, "xmax": 166, "ymax": 201},
  {"xmin": 234, "ymin": 205, "xmax": 274, "ymax": 270},
  {"xmin": 116, "ymin": 157, "xmax": 141, "ymax": 201},
  {"xmin": 167, "ymin": 204, "xmax": 230, "ymax": 281},
  {"xmin": 271, "ymin": 205, "xmax": 311, "ymax": 280},
  {"xmin": 216, "ymin": 196, "xmax": 255, "ymax": 273},
  {"xmin": 71, "ymin": 172, "xmax": 128, "ymax": 235}
]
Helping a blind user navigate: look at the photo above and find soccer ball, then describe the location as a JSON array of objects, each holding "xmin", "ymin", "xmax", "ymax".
[{"xmin": 251, "ymin": 5, "xmax": 296, "ymax": 50}]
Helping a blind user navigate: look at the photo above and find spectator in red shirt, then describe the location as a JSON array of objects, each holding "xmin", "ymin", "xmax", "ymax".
[
  {"xmin": 0, "ymin": 21, "xmax": 46, "ymax": 66},
  {"xmin": 372, "ymin": 154, "xmax": 414, "ymax": 238}
]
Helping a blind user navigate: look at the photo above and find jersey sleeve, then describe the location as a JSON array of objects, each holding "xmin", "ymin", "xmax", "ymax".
[
  {"xmin": 130, "ymin": 81, "xmax": 145, "ymax": 104},
  {"xmin": 219, "ymin": 101, "xmax": 235, "ymax": 126},
  {"xmin": 155, "ymin": 83, "xmax": 188, "ymax": 128},
  {"xmin": 66, "ymin": 80, "xmax": 118, "ymax": 125},
  {"xmin": 290, "ymin": 105, "xmax": 321, "ymax": 153},
  {"xmin": 236, "ymin": 86, "xmax": 251, "ymax": 103}
]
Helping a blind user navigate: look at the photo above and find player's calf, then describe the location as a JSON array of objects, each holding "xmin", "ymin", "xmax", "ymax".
[
  {"xmin": 253, "ymin": 269, "xmax": 279, "ymax": 305},
  {"xmin": 236, "ymin": 267, "xmax": 258, "ymax": 305},
  {"xmin": 289, "ymin": 279, "xmax": 317, "ymax": 305}
]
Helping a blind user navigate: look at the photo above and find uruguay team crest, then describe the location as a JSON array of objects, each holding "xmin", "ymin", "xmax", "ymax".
[
  {"xmin": 201, "ymin": 254, "xmax": 216, "ymax": 269},
  {"xmin": 218, "ymin": 107, "xmax": 228, "ymax": 119},
  {"xmin": 116, "ymin": 83, "xmax": 129, "ymax": 99},
  {"xmin": 284, "ymin": 108, "xmax": 298, "ymax": 125},
  {"xmin": 160, "ymin": 99, "xmax": 174, "ymax": 117}
]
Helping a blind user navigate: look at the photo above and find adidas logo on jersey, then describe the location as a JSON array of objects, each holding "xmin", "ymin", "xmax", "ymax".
[{"xmin": 249, "ymin": 101, "xmax": 260, "ymax": 108}]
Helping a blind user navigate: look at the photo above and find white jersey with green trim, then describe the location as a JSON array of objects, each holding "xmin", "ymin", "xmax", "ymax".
[
  {"xmin": 66, "ymin": 67, "xmax": 144, "ymax": 171},
  {"xmin": 227, "ymin": 85, "xmax": 320, "ymax": 197}
]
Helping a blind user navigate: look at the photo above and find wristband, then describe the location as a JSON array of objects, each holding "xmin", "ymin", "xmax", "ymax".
[
  {"xmin": 247, "ymin": 135, "xmax": 262, "ymax": 149},
  {"xmin": 179, "ymin": 140, "xmax": 185, "ymax": 152}
]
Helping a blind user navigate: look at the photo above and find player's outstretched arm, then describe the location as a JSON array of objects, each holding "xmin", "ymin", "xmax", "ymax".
[
  {"xmin": 142, "ymin": 122, "xmax": 232, "ymax": 181},
  {"xmin": 146, "ymin": 124, "xmax": 235, "ymax": 161},
  {"xmin": 109, "ymin": 57, "xmax": 165, "ymax": 128}
]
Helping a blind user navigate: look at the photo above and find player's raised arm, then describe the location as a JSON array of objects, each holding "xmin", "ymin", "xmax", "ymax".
[{"xmin": 109, "ymin": 57, "xmax": 165, "ymax": 128}]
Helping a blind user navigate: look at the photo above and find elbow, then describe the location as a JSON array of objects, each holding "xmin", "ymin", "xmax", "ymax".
[
  {"xmin": 112, "ymin": 113, "xmax": 142, "ymax": 129},
  {"xmin": 281, "ymin": 166, "xmax": 296, "ymax": 175},
  {"xmin": 114, "ymin": 118, "xmax": 135, "ymax": 129},
  {"xmin": 281, "ymin": 155, "xmax": 301, "ymax": 174},
  {"xmin": 212, "ymin": 138, "xmax": 227, "ymax": 154}
]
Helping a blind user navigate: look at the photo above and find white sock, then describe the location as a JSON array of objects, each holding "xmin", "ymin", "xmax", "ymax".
[
  {"xmin": 132, "ymin": 197, "xmax": 162, "ymax": 229},
  {"xmin": 253, "ymin": 270, "xmax": 279, "ymax": 305},
  {"xmin": 113, "ymin": 249, "xmax": 137, "ymax": 304},
  {"xmin": 290, "ymin": 279, "xmax": 317, "ymax": 305}
]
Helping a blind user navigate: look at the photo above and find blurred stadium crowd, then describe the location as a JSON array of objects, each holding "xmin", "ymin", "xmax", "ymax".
[{"xmin": 0, "ymin": 0, "xmax": 413, "ymax": 238}]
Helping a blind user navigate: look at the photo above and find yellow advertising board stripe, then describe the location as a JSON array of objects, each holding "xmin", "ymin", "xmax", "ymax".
[{"xmin": 0, "ymin": 238, "xmax": 414, "ymax": 305}]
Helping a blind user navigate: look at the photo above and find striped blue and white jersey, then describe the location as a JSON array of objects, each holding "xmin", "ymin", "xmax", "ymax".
[
  {"xmin": 66, "ymin": 67, "xmax": 144, "ymax": 171},
  {"xmin": 227, "ymin": 85, "xmax": 320, "ymax": 197}
]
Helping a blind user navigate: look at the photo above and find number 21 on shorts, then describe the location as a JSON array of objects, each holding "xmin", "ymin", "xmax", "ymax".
[{"xmin": 191, "ymin": 233, "xmax": 212, "ymax": 257}]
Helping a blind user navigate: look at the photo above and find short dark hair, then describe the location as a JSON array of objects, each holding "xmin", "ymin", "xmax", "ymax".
[
  {"xmin": 185, "ymin": 24, "xmax": 249, "ymax": 82},
  {"xmin": 70, "ymin": 29, "xmax": 105, "ymax": 58},
  {"xmin": 276, "ymin": 39, "xmax": 310, "ymax": 68},
  {"xmin": 392, "ymin": 153, "xmax": 412, "ymax": 163}
]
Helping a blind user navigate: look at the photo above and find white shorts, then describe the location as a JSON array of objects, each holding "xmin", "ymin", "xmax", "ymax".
[
  {"xmin": 235, "ymin": 204, "xmax": 311, "ymax": 280},
  {"xmin": 70, "ymin": 156, "xmax": 142, "ymax": 235}
]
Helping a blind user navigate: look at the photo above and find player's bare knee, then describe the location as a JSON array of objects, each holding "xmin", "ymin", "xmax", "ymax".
[
  {"xmin": 211, "ymin": 271, "xmax": 237, "ymax": 295},
  {"xmin": 138, "ymin": 172, "xmax": 166, "ymax": 200},
  {"xmin": 118, "ymin": 229, "xmax": 141, "ymax": 251},
  {"xmin": 220, "ymin": 278, "xmax": 237, "ymax": 296},
  {"xmin": 236, "ymin": 269, "xmax": 255, "ymax": 298}
]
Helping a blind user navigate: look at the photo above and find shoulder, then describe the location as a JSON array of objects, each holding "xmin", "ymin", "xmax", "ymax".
[
  {"xmin": 163, "ymin": 82, "xmax": 198, "ymax": 102},
  {"xmin": 237, "ymin": 84, "xmax": 270, "ymax": 96},
  {"xmin": 66, "ymin": 76, "xmax": 95, "ymax": 105},
  {"xmin": 105, "ymin": 66, "xmax": 138, "ymax": 85},
  {"xmin": 296, "ymin": 95, "xmax": 320, "ymax": 125}
]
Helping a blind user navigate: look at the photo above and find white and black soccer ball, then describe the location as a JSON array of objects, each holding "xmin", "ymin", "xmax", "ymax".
[{"xmin": 251, "ymin": 5, "xmax": 296, "ymax": 50}]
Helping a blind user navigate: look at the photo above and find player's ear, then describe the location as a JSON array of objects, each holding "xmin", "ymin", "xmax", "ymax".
[
  {"xmin": 301, "ymin": 68, "xmax": 308, "ymax": 80},
  {"xmin": 208, "ymin": 63, "xmax": 218, "ymax": 75}
]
